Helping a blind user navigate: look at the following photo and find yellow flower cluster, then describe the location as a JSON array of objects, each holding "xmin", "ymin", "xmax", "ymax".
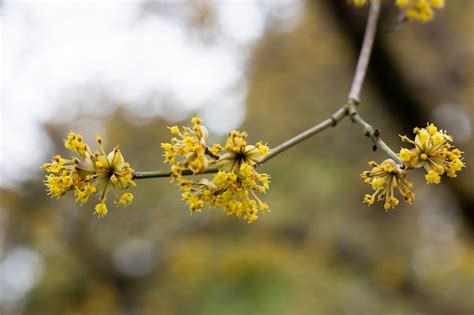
[
  {"xmin": 351, "ymin": 0, "xmax": 368, "ymax": 6},
  {"xmin": 361, "ymin": 159, "xmax": 415, "ymax": 210},
  {"xmin": 362, "ymin": 123, "xmax": 464, "ymax": 210},
  {"xmin": 351, "ymin": 0, "xmax": 445, "ymax": 22},
  {"xmin": 162, "ymin": 117, "xmax": 271, "ymax": 223},
  {"xmin": 399, "ymin": 123, "xmax": 464, "ymax": 184},
  {"xmin": 43, "ymin": 132, "xmax": 136, "ymax": 217},
  {"xmin": 395, "ymin": 0, "xmax": 445, "ymax": 22},
  {"xmin": 161, "ymin": 117, "xmax": 209, "ymax": 178}
]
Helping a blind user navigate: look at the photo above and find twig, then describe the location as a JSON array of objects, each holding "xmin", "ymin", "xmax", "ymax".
[
  {"xmin": 134, "ymin": 167, "xmax": 217, "ymax": 179},
  {"xmin": 133, "ymin": 106, "xmax": 349, "ymax": 180},
  {"xmin": 348, "ymin": 0, "xmax": 381, "ymax": 103},
  {"xmin": 133, "ymin": 0, "xmax": 400, "ymax": 181},
  {"xmin": 348, "ymin": 104, "xmax": 401, "ymax": 163},
  {"xmin": 345, "ymin": 1, "xmax": 400, "ymax": 163},
  {"xmin": 261, "ymin": 106, "xmax": 348, "ymax": 163}
]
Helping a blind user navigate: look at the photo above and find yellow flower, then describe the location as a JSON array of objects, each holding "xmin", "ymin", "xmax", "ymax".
[
  {"xmin": 115, "ymin": 192, "xmax": 134, "ymax": 205},
  {"xmin": 161, "ymin": 116, "xmax": 209, "ymax": 178},
  {"xmin": 44, "ymin": 174, "xmax": 66, "ymax": 198},
  {"xmin": 361, "ymin": 159, "xmax": 415, "ymax": 210},
  {"xmin": 43, "ymin": 132, "xmax": 136, "ymax": 217},
  {"xmin": 396, "ymin": 0, "xmax": 410, "ymax": 7},
  {"xmin": 217, "ymin": 131, "xmax": 269, "ymax": 175},
  {"xmin": 351, "ymin": 0, "xmax": 367, "ymax": 6},
  {"xmin": 64, "ymin": 132, "xmax": 88, "ymax": 158},
  {"xmin": 180, "ymin": 178, "xmax": 214, "ymax": 213},
  {"xmin": 351, "ymin": 0, "xmax": 444, "ymax": 23},
  {"xmin": 395, "ymin": 0, "xmax": 445, "ymax": 23},
  {"xmin": 94, "ymin": 202, "xmax": 108, "ymax": 217},
  {"xmin": 399, "ymin": 123, "xmax": 465, "ymax": 184},
  {"xmin": 166, "ymin": 117, "xmax": 271, "ymax": 223},
  {"xmin": 425, "ymin": 170, "xmax": 441, "ymax": 184},
  {"xmin": 179, "ymin": 154, "xmax": 270, "ymax": 223},
  {"xmin": 210, "ymin": 143, "xmax": 223, "ymax": 156},
  {"xmin": 431, "ymin": 0, "xmax": 445, "ymax": 9},
  {"xmin": 75, "ymin": 183, "xmax": 96, "ymax": 204}
]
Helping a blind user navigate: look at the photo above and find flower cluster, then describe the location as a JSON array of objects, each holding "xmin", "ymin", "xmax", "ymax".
[
  {"xmin": 351, "ymin": 0, "xmax": 445, "ymax": 23},
  {"xmin": 399, "ymin": 123, "xmax": 464, "ymax": 184},
  {"xmin": 361, "ymin": 159, "xmax": 415, "ymax": 210},
  {"xmin": 395, "ymin": 0, "xmax": 445, "ymax": 22},
  {"xmin": 162, "ymin": 118, "xmax": 271, "ymax": 223},
  {"xmin": 161, "ymin": 117, "xmax": 209, "ymax": 178},
  {"xmin": 362, "ymin": 123, "xmax": 464, "ymax": 210},
  {"xmin": 351, "ymin": 0, "xmax": 369, "ymax": 6},
  {"xmin": 43, "ymin": 132, "xmax": 136, "ymax": 217}
]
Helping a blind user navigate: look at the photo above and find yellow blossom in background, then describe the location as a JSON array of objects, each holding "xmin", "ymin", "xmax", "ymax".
[
  {"xmin": 42, "ymin": 132, "xmax": 136, "ymax": 217},
  {"xmin": 361, "ymin": 159, "xmax": 415, "ymax": 210},
  {"xmin": 351, "ymin": 0, "xmax": 368, "ymax": 6},
  {"xmin": 164, "ymin": 117, "xmax": 271, "ymax": 223},
  {"xmin": 395, "ymin": 0, "xmax": 445, "ymax": 22},
  {"xmin": 399, "ymin": 123, "xmax": 464, "ymax": 184},
  {"xmin": 351, "ymin": 0, "xmax": 445, "ymax": 23}
]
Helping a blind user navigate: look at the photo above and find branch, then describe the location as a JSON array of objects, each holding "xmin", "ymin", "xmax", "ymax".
[
  {"xmin": 345, "ymin": 1, "xmax": 400, "ymax": 163},
  {"xmin": 133, "ymin": 0, "xmax": 399, "ymax": 181},
  {"xmin": 261, "ymin": 106, "xmax": 348, "ymax": 163},
  {"xmin": 348, "ymin": 0, "xmax": 381, "ymax": 103},
  {"xmin": 133, "ymin": 106, "xmax": 349, "ymax": 180},
  {"xmin": 348, "ymin": 104, "xmax": 401, "ymax": 163},
  {"xmin": 134, "ymin": 167, "xmax": 217, "ymax": 180}
]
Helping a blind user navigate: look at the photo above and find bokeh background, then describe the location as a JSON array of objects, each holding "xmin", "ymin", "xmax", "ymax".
[{"xmin": 1, "ymin": 1, "xmax": 473, "ymax": 314}]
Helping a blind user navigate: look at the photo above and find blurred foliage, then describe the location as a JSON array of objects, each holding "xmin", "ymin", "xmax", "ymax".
[{"xmin": 1, "ymin": 1, "xmax": 474, "ymax": 315}]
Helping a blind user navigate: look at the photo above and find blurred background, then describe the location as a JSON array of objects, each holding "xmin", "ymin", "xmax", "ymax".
[{"xmin": 1, "ymin": 0, "xmax": 473, "ymax": 314}]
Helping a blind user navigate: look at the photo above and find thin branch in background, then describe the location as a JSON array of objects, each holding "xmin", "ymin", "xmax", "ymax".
[
  {"xmin": 345, "ymin": 1, "xmax": 400, "ymax": 161},
  {"xmin": 348, "ymin": 0, "xmax": 381, "ymax": 104}
]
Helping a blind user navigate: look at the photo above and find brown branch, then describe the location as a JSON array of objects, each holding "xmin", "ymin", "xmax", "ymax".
[
  {"xmin": 348, "ymin": 0, "xmax": 381, "ymax": 103},
  {"xmin": 133, "ymin": 0, "xmax": 396, "ymax": 180}
]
